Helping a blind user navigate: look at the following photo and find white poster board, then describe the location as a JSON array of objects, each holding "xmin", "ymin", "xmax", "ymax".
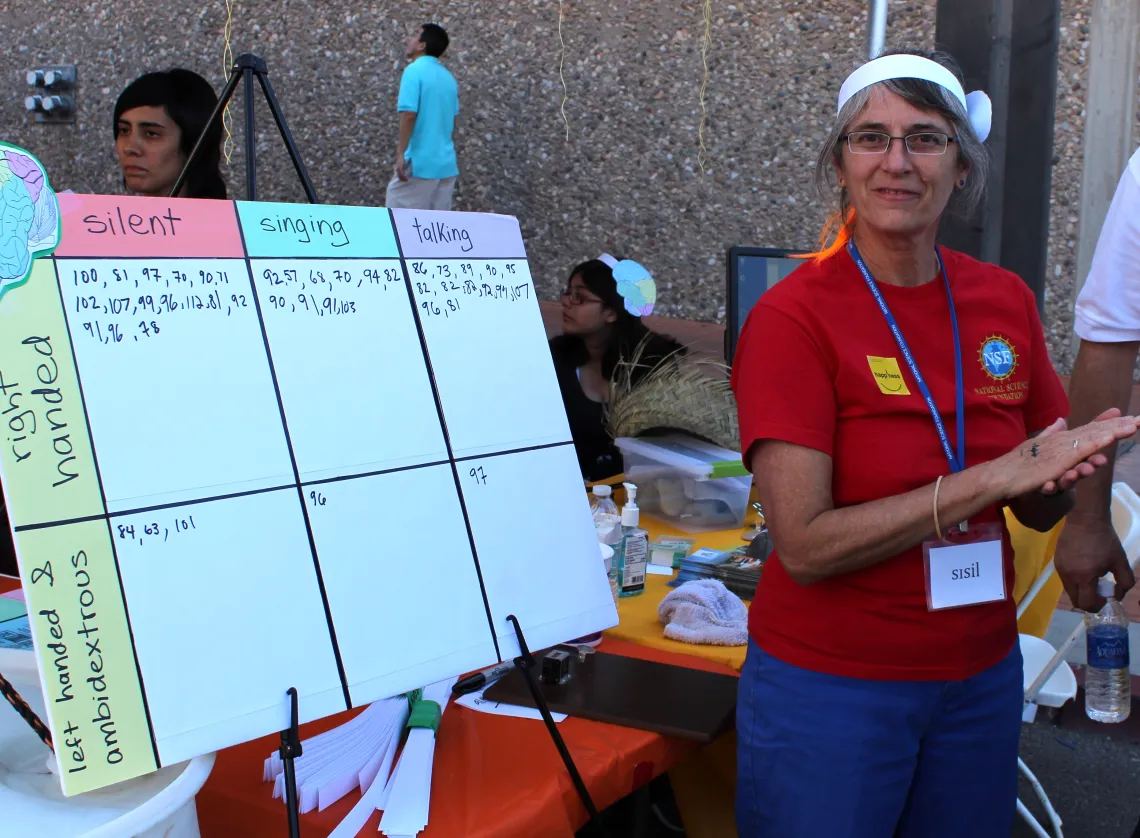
[{"xmin": 0, "ymin": 191, "xmax": 616, "ymax": 795}]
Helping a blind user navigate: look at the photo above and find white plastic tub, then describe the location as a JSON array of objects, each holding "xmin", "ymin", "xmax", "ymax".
[
  {"xmin": 0, "ymin": 652, "xmax": 215, "ymax": 838},
  {"xmin": 615, "ymin": 434, "xmax": 752, "ymax": 532}
]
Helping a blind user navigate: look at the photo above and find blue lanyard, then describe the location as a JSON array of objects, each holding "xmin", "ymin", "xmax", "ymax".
[{"xmin": 848, "ymin": 241, "xmax": 965, "ymax": 474}]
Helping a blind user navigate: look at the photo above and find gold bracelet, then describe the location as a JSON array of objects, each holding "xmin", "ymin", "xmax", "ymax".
[{"xmin": 933, "ymin": 474, "xmax": 944, "ymax": 541}]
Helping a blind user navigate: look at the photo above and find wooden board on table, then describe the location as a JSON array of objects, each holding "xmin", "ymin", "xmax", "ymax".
[{"xmin": 484, "ymin": 649, "xmax": 737, "ymax": 743}]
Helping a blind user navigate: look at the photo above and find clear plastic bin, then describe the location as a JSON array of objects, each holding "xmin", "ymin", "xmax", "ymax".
[{"xmin": 615, "ymin": 434, "xmax": 752, "ymax": 533}]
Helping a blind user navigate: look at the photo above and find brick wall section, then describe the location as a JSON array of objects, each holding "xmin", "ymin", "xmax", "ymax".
[{"xmin": 0, "ymin": 1, "xmax": 1135, "ymax": 373}]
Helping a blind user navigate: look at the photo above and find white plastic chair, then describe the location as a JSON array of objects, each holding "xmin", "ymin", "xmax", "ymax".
[{"xmin": 1014, "ymin": 482, "xmax": 1140, "ymax": 838}]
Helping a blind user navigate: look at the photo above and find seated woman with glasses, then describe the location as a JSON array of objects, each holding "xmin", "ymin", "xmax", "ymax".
[
  {"xmin": 549, "ymin": 255, "xmax": 682, "ymax": 481},
  {"xmin": 114, "ymin": 68, "xmax": 227, "ymax": 199},
  {"xmin": 730, "ymin": 47, "xmax": 1137, "ymax": 837}
]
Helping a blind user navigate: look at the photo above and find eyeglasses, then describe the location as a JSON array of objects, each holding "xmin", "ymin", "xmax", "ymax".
[
  {"xmin": 842, "ymin": 131, "xmax": 957, "ymax": 155},
  {"xmin": 561, "ymin": 289, "xmax": 603, "ymax": 307}
]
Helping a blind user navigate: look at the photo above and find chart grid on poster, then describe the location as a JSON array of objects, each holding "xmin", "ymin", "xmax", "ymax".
[{"xmin": 0, "ymin": 195, "xmax": 615, "ymax": 796}]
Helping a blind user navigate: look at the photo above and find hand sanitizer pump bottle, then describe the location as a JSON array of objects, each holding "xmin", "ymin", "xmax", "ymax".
[{"xmin": 614, "ymin": 483, "xmax": 648, "ymax": 598}]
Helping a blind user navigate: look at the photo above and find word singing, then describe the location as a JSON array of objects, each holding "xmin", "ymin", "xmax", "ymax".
[{"xmin": 259, "ymin": 214, "xmax": 350, "ymax": 248}]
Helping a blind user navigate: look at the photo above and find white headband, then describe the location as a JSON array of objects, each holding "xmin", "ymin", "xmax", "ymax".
[{"xmin": 837, "ymin": 54, "xmax": 992, "ymax": 143}]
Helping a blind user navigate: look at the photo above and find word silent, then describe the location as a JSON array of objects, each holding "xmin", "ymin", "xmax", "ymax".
[
  {"xmin": 259, "ymin": 214, "xmax": 350, "ymax": 248},
  {"xmin": 83, "ymin": 207, "xmax": 182, "ymax": 237}
]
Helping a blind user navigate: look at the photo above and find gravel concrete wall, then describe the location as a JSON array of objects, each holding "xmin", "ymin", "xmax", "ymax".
[{"xmin": 0, "ymin": 0, "xmax": 1136, "ymax": 371}]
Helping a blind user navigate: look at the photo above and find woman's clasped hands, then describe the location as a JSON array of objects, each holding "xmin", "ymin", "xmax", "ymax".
[{"xmin": 992, "ymin": 409, "xmax": 1139, "ymax": 500}]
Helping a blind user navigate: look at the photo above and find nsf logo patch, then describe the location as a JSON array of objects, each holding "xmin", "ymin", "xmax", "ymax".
[{"xmin": 979, "ymin": 335, "xmax": 1018, "ymax": 381}]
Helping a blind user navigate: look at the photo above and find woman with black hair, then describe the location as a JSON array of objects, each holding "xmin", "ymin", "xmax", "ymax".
[
  {"xmin": 549, "ymin": 255, "xmax": 682, "ymax": 481},
  {"xmin": 114, "ymin": 68, "xmax": 227, "ymax": 199}
]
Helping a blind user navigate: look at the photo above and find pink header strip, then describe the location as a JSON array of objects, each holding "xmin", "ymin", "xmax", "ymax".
[{"xmin": 54, "ymin": 194, "xmax": 245, "ymax": 258}]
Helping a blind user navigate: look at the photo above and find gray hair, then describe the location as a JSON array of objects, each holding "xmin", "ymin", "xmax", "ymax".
[{"xmin": 815, "ymin": 49, "xmax": 990, "ymax": 231}]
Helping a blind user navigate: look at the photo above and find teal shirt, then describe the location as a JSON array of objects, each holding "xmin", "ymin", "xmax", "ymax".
[{"xmin": 397, "ymin": 56, "xmax": 459, "ymax": 180}]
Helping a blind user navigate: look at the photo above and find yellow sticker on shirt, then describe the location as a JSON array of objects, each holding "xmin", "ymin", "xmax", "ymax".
[{"xmin": 867, "ymin": 355, "xmax": 911, "ymax": 395}]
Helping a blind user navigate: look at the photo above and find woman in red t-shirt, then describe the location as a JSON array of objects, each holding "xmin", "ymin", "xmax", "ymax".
[{"xmin": 730, "ymin": 49, "xmax": 1137, "ymax": 838}]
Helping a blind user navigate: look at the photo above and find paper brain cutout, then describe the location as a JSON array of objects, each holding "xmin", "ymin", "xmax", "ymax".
[
  {"xmin": 612, "ymin": 259, "xmax": 656, "ymax": 318},
  {"xmin": 0, "ymin": 143, "xmax": 60, "ymax": 299}
]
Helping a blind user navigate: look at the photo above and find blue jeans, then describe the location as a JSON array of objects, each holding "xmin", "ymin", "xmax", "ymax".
[{"xmin": 735, "ymin": 639, "xmax": 1022, "ymax": 838}]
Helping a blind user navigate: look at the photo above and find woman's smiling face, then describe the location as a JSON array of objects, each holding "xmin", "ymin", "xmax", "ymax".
[{"xmin": 835, "ymin": 86, "xmax": 970, "ymax": 239}]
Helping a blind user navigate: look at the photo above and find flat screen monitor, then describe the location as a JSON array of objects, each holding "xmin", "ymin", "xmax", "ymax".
[{"xmin": 725, "ymin": 246, "xmax": 807, "ymax": 364}]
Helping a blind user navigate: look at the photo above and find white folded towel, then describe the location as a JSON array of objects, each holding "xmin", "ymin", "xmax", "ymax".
[{"xmin": 657, "ymin": 578, "xmax": 748, "ymax": 646}]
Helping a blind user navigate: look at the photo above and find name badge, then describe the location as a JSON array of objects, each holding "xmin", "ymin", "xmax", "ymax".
[{"xmin": 923, "ymin": 522, "xmax": 1007, "ymax": 611}]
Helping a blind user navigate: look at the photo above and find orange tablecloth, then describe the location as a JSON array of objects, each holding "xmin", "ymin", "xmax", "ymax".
[{"xmin": 195, "ymin": 637, "xmax": 736, "ymax": 838}]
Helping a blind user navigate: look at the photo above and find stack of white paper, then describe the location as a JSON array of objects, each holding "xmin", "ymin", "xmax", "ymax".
[
  {"xmin": 378, "ymin": 677, "xmax": 457, "ymax": 838},
  {"xmin": 454, "ymin": 681, "xmax": 567, "ymax": 723},
  {"xmin": 263, "ymin": 695, "xmax": 409, "ymax": 815}
]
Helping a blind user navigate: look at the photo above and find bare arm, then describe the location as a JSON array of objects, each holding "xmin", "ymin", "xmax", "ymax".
[
  {"xmin": 1067, "ymin": 341, "xmax": 1139, "ymax": 522},
  {"xmin": 1005, "ymin": 422, "xmax": 1077, "ymax": 533},
  {"xmin": 396, "ymin": 112, "xmax": 417, "ymax": 161},
  {"xmin": 754, "ymin": 414, "xmax": 1137, "ymax": 586},
  {"xmin": 1054, "ymin": 340, "xmax": 1140, "ymax": 609},
  {"xmin": 1006, "ymin": 486, "xmax": 1074, "ymax": 533}
]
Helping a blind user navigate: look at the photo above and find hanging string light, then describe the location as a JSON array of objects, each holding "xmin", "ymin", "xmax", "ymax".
[
  {"xmin": 557, "ymin": 0, "xmax": 570, "ymax": 141},
  {"xmin": 221, "ymin": 0, "xmax": 236, "ymax": 164},
  {"xmin": 697, "ymin": 0, "xmax": 713, "ymax": 172}
]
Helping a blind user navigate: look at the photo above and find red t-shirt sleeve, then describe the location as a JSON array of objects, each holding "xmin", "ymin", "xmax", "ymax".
[
  {"xmin": 731, "ymin": 300, "xmax": 837, "ymax": 464},
  {"xmin": 1020, "ymin": 283, "xmax": 1070, "ymax": 431}
]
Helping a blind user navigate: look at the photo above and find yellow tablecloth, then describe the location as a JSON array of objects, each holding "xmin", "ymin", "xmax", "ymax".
[{"xmin": 603, "ymin": 512, "xmax": 1065, "ymax": 837}]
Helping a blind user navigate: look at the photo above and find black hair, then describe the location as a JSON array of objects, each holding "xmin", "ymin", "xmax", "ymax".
[
  {"xmin": 420, "ymin": 23, "xmax": 450, "ymax": 58},
  {"xmin": 113, "ymin": 68, "xmax": 227, "ymax": 199},
  {"xmin": 552, "ymin": 258, "xmax": 683, "ymax": 384}
]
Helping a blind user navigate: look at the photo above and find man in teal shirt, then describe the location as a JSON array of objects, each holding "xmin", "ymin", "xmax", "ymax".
[{"xmin": 387, "ymin": 23, "xmax": 459, "ymax": 211}]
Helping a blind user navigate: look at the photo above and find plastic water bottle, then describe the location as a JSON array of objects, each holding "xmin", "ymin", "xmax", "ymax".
[
  {"xmin": 590, "ymin": 485, "xmax": 621, "ymax": 545},
  {"xmin": 1085, "ymin": 574, "xmax": 1131, "ymax": 723}
]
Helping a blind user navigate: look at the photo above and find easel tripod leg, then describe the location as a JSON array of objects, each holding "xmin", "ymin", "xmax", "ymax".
[{"xmin": 506, "ymin": 614, "xmax": 610, "ymax": 838}]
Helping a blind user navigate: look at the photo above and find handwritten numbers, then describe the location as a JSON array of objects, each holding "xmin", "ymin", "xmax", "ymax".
[
  {"xmin": 113, "ymin": 514, "xmax": 199, "ymax": 546},
  {"xmin": 309, "ymin": 490, "xmax": 327, "ymax": 508},
  {"xmin": 72, "ymin": 268, "xmax": 99, "ymax": 286},
  {"xmin": 29, "ymin": 560, "xmax": 54, "ymax": 587},
  {"xmin": 469, "ymin": 466, "xmax": 488, "ymax": 486}
]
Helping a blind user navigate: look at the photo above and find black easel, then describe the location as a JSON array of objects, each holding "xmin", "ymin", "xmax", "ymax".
[
  {"xmin": 170, "ymin": 52, "xmax": 318, "ymax": 838},
  {"xmin": 506, "ymin": 614, "xmax": 610, "ymax": 838},
  {"xmin": 169, "ymin": 53, "xmax": 320, "ymax": 204},
  {"xmin": 280, "ymin": 687, "xmax": 303, "ymax": 838}
]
